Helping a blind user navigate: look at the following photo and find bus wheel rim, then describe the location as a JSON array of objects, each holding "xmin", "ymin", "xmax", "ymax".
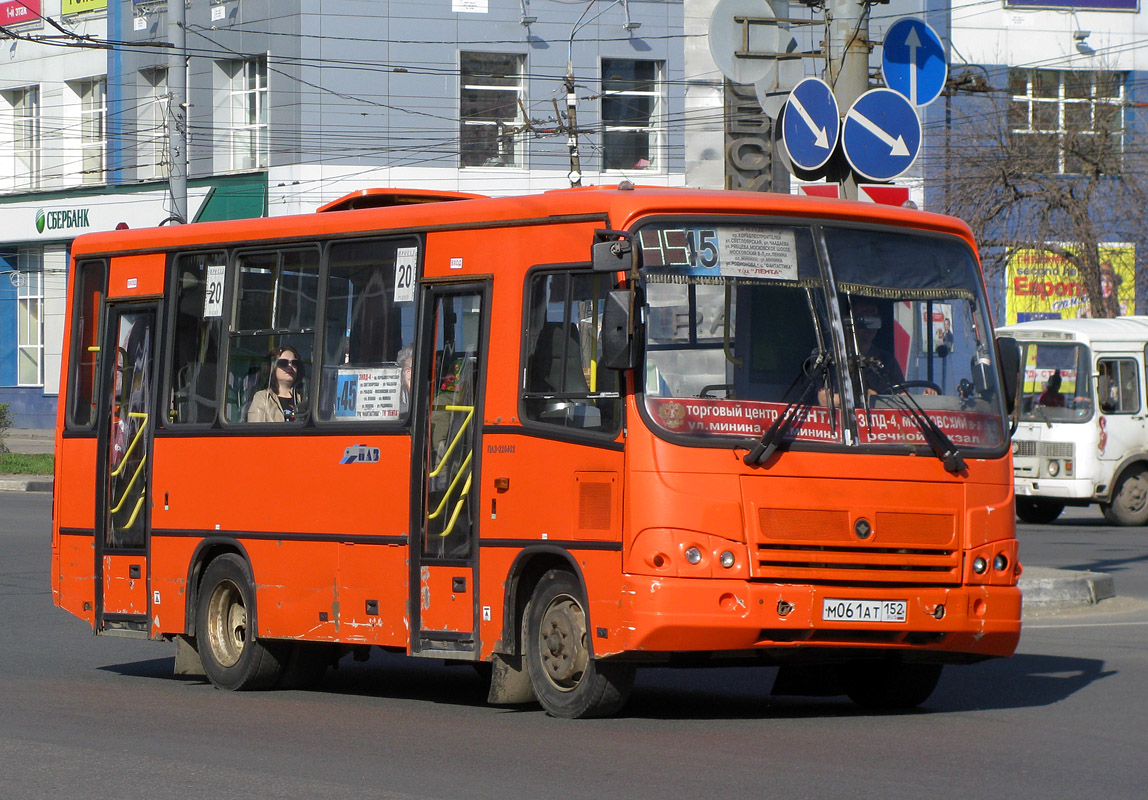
[
  {"xmin": 538, "ymin": 594, "xmax": 588, "ymax": 692},
  {"xmin": 207, "ymin": 580, "xmax": 246, "ymax": 668}
]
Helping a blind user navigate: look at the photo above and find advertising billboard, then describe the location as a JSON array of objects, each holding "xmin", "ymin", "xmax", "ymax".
[
  {"xmin": 1, "ymin": 0, "xmax": 42, "ymax": 26},
  {"xmin": 1005, "ymin": 244, "xmax": 1136, "ymax": 324}
]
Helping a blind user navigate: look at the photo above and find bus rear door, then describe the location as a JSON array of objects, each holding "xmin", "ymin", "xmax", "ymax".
[
  {"xmin": 96, "ymin": 303, "xmax": 158, "ymax": 634},
  {"xmin": 412, "ymin": 283, "xmax": 488, "ymax": 655}
]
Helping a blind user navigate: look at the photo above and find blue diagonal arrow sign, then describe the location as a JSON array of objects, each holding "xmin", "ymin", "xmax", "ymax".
[
  {"xmin": 781, "ymin": 77, "xmax": 839, "ymax": 172},
  {"xmin": 841, "ymin": 88, "xmax": 921, "ymax": 182}
]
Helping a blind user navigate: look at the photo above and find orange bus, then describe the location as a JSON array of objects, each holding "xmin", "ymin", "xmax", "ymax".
[{"xmin": 52, "ymin": 185, "xmax": 1022, "ymax": 718}]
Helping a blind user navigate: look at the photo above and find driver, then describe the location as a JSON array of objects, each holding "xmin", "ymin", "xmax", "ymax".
[{"xmin": 846, "ymin": 297, "xmax": 905, "ymax": 395}]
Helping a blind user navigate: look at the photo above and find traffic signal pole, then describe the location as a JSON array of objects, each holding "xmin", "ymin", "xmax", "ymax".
[
  {"xmin": 824, "ymin": 0, "xmax": 870, "ymax": 200},
  {"xmin": 168, "ymin": 0, "xmax": 188, "ymax": 224}
]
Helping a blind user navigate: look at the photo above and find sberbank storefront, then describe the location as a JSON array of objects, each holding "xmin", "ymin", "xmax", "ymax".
[{"xmin": 0, "ymin": 174, "xmax": 266, "ymax": 430}]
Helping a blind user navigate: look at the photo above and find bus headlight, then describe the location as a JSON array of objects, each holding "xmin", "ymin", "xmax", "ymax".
[
  {"xmin": 993, "ymin": 554, "xmax": 1009, "ymax": 572},
  {"xmin": 1047, "ymin": 460, "xmax": 1060, "ymax": 477},
  {"xmin": 684, "ymin": 546, "xmax": 702, "ymax": 565},
  {"xmin": 972, "ymin": 557, "xmax": 988, "ymax": 574},
  {"xmin": 719, "ymin": 550, "xmax": 736, "ymax": 569}
]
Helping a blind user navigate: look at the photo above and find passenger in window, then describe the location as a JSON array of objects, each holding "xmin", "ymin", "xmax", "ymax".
[
  {"xmin": 397, "ymin": 344, "xmax": 413, "ymax": 413},
  {"xmin": 1037, "ymin": 370, "xmax": 1066, "ymax": 408},
  {"xmin": 248, "ymin": 346, "xmax": 305, "ymax": 422}
]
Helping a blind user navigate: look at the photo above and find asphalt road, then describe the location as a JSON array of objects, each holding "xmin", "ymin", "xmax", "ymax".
[{"xmin": 2, "ymin": 492, "xmax": 1146, "ymax": 800}]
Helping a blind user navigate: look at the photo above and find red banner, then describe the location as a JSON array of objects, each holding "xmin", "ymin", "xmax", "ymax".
[{"xmin": 1, "ymin": 0, "xmax": 41, "ymax": 25}]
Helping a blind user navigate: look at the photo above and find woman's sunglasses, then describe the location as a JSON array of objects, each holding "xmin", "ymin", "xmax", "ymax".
[{"xmin": 277, "ymin": 358, "xmax": 302, "ymax": 370}]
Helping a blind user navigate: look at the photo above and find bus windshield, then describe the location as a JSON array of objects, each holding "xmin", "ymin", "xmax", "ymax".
[
  {"xmin": 637, "ymin": 221, "xmax": 1007, "ymax": 454},
  {"xmin": 1017, "ymin": 341, "xmax": 1093, "ymax": 423}
]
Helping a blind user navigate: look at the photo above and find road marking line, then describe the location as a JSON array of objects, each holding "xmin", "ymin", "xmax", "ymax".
[{"xmin": 1025, "ymin": 620, "xmax": 1148, "ymax": 629}]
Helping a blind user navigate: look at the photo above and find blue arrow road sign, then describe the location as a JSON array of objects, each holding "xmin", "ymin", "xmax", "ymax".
[
  {"xmin": 781, "ymin": 77, "xmax": 839, "ymax": 172},
  {"xmin": 881, "ymin": 18, "xmax": 947, "ymax": 107},
  {"xmin": 841, "ymin": 88, "xmax": 922, "ymax": 183}
]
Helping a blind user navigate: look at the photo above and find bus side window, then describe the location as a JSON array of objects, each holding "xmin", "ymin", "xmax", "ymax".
[
  {"xmin": 66, "ymin": 259, "xmax": 107, "ymax": 431},
  {"xmin": 317, "ymin": 238, "xmax": 417, "ymax": 423},
  {"xmin": 225, "ymin": 248, "xmax": 319, "ymax": 424},
  {"xmin": 1097, "ymin": 358, "xmax": 1139, "ymax": 414},
  {"xmin": 168, "ymin": 252, "xmax": 225, "ymax": 425},
  {"xmin": 521, "ymin": 270, "xmax": 620, "ymax": 433}
]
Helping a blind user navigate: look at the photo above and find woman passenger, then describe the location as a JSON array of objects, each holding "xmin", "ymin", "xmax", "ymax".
[{"xmin": 248, "ymin": 346, "xmax": 304, "ymax": 422}]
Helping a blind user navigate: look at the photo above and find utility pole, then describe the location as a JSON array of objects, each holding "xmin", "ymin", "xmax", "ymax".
[
  {"xmin": 824, "ymin": 0, "xmax": 870, "ymax": 200},
  {"xmin": 168, "ymin": 0, "xmax": 188, "ymax": 224},
  {"xmin": 565, "ymin": 70, "xmax": 582, "ymax": 187}
]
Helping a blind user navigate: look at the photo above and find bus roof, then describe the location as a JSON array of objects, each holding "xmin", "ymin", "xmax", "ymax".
[
  {"xmin": 998, "ymin": 316, "xmax": 1148, "ymax": 345},
  {"xmin": 69, "ymin": 183, "xmax": 976, "ymax": 259}
]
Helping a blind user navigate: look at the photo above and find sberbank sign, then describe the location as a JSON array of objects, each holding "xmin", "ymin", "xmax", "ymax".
[{"xmin": 36, "ymin": 207, "xmax": 91, "ymax": 234}]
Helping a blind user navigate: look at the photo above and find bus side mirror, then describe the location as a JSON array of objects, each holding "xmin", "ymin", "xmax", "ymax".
[
  {"xmin": 602, "ymin": 290, "xmax": 636, "ymax": 370},
  {"xmin": 592, "ymin": 230, "xmax": 632, "ymax": 274},
  {"xmin": 996, "ymin": 336, "xmax": 1020, "ymax": 414}
]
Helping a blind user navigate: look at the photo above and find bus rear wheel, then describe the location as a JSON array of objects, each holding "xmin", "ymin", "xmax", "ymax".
[
  {"xmin": 838, "ymin": 656, "xmax": 942, "ymax": 710},
  {"xmin": 196, "ymin": 554, "xmax": 286, "ymax": 691},
  {"xmin": 1015, "ymin": 497, "xmax": 1065, "ymax": 525},
  {"xmin": 1102, "ymin": 465, "xmax": 1148, "ymax": 526},
  {"xmin": 524, "ymin": 569, "xmax": 634, "ymax": 719}
]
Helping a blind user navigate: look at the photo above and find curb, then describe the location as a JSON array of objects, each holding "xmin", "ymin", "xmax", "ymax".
[
  {"xmin": 1019, "ymin": 567, "xmax": 1115, "ymax": 609},
  {"xmin": 0, "ymin": 476, "xmax": 53, "ymax": 493}
]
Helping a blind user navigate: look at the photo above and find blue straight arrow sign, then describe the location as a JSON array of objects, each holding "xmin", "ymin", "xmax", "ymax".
[
  {"xmin": 841, "ymin": 88, "xmax": 922, "ymax": 182},
  {"xmin": 881, "ymin": 18, "xmax": 948, "ymax": 107}
]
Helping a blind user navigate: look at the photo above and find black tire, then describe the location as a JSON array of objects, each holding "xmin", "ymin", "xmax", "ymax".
[
  {"xmin": 196, "ymin": 554, "xmax": 286, "ymax": 691},
  {"xmin": 1102, "ymin": 466, "xmax": 1148, "ymax": 526},
  {"xmin": 1015, "ymin": 497, "xmax": 1065, "ymax": 525},
  {"xmin": 524, "ymin": 569, "xmax": 634, "ymax": 719},
  {"xmin": 838, "ymin": 657, "xmax": 942, "ymax": 710}
]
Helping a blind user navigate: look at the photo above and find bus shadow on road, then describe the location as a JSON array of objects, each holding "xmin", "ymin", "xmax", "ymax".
[{"xmin": 97, "ymin": 649, "xmax": 1110, "ymax": 720}]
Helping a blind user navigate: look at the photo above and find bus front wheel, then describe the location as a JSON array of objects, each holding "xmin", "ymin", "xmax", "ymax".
[
  {"xmin": 1102, "ymin": 465, "xmax": 1148, "ymax": 526},
  {"xmin": 196, "ymin": 554, "xmax": 286, "ymax": 691},
  {"xmin": 524, "ymin": 569, "xmax": 634, "ymax": 719},
  {"xmin": 1015, "ymin": 497, "xmax": 1065, "ymax": 525}
]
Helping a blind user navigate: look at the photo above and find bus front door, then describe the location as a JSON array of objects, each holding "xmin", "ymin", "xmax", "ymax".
[
  {"xmin": 95, "ymin": 305, "xmax": 157, "ymax": 635},
  {"xmin": 412, "ymin": 285, "xmax": 487, "ymax": 655}
]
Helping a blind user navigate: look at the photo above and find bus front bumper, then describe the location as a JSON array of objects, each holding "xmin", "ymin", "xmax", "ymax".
[
  {"xmin": 1015, "ymin": 477, "xmax": 1097, "ymax": 500},
  {"xmin": 614, "ymin": 575, "xmax": 1021, "ymax": 661}
]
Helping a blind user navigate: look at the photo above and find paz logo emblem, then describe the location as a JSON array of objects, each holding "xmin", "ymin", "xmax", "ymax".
[{"xmin": 36, "ymin": 209, "xmax": 45, "ymax": 234}]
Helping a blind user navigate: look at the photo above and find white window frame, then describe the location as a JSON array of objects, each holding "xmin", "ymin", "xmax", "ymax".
[
  {"xmin": 222, "ymin": 57, "xmax": 268, "ymax": 171},
  {"xmin": 601, "ymin": 59, "xmax": 665, "ymax": 173},
  {"xmin": 1009, "ymin": 68, "xmax": 1125, "ymax": 175},
  {"xmin": 139, "ymin": 67, "xmax": 170, "ymax": 181},
  {"xmin": 7, "ymin": 87, "xmax": 41, "ymax": 190},
  {"xmin": 459, "ymin": 52, "xmax": 526, "ymax": 168},
  {"xmin": 78, "ymin": 78, "xmax": 107, "ymax": 184},
  {"xmin": 17, "ymin": 248, "xmax": 45, "ymax": 387}
]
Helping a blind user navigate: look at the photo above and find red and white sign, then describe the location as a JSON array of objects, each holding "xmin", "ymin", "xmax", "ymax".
[
  {"xmin": 2, "ymin": 0, "xmax": 41, "ymax": 25},
  {"xmin": 858, "ymin": 184, "xmax": 911, "ymax": 206},
  {"xmin": 798, "ymin": 184, "xmax": 840, "ymax": 199}
]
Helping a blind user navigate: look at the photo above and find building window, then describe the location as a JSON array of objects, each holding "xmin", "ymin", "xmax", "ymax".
[
  {"xmin": 1009, "ymin": 69, "xmax": 1125, "ymax": 175},
  {"xmin": 139, "ymin": 68, "xmax": 169, "ymax": 181},
  {"xmin": 460, "ymin": 52, "xmax": 525, "ymax": 167},
  {"xmin": 17, "ymin": 248, "xmax": 44, "ymax": 387},
  {"xmin": 6, "ymin": 87, "xmax": 40, "ymax": 190},
  {"xmin": 77, "ymin": 78, "xmax": 107, "ymax": 184},
  {"xmin": 221, "ymin": 57, "xmax": 268, "ymax": 171},
  {"xmin": 601, "ymin": 59, "xmax": 663, "ymax": 171}
]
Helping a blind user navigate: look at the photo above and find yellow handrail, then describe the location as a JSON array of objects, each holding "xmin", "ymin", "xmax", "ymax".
[
  {"xmin": 124, "ymin": 495, "xmax": 146, "ymax": 529},
  {"xmin": 434, "ymin": 470, "xmax": 473, "ymax": 538},
  {"xmin": 427, "ymin": 450, "xmax": 472, "ymax": 520},
  {"xmin": 110, "ymin": 454, "xmax": 147, "ymax": 514},
  {"xmin": 110, "ymin": 412, "xmax": 149, "ymax": 477},
  {"xmin": 428, "ymin": 405, "xmax": 474, "ymax": 478}
]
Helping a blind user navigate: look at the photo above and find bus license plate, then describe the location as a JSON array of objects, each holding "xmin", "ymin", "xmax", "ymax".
[{"xmin": 822, "ymin": 599, "xmax": 907, "ymax": 623}]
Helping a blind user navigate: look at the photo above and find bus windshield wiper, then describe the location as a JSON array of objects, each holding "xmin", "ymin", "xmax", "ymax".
[
  {"xmin": 744, "ymin": 349, "xmax": 832, "ymax": 467},
  {"xmin": 883, "ymin": 384, "xmax": 967, "ymax": 474}
]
